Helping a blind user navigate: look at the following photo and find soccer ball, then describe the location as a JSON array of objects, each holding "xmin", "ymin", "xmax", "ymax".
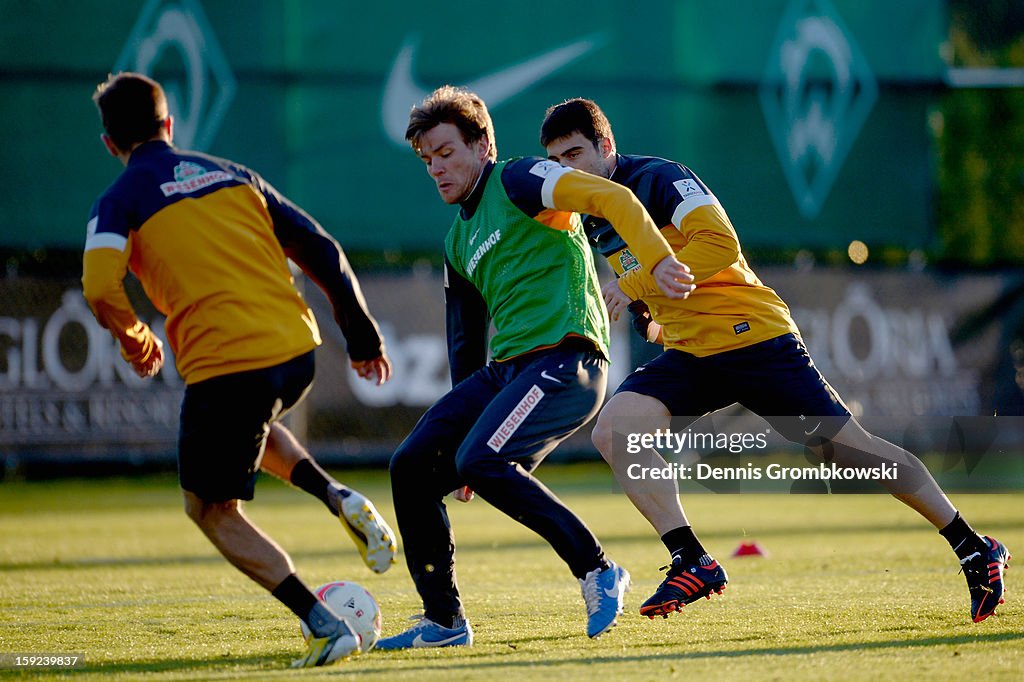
[{"xmin": 299, "ymin": 581, "xmax": 382, "ymax": 653}]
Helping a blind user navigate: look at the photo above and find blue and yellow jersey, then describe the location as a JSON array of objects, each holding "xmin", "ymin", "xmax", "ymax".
[
  {"xmin": 585, "ymin": 154, "xmax": 799, "ymax": 357},
  {"xmin": 82, "ymin": 141, "xmax": 383, "ymax": 384}
]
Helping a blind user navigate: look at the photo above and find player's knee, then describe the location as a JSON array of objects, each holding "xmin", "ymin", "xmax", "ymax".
[
  {"xmin": 453, "ymin": 448, "xmax": 493, "ymax": 486},
  {"xmin": 387, "ymin": 448, "xmax": 408, "ymax": 481},
  {"xmin": 591, "ymin": 419, "xmax": 614, "ymax": 463},
  {"xmin": 389, "ymin": 440, "xmax": 428, "ymax": 483},
  {"xmin": 182, "ymin": 492, "xmax": 237, "ymax": 530},
  {"xmin": 182, "ymin": 491, "xmax": 204, "ymax": 523},
  {"xmin": 453, "ymin": 449, "xmax": 478, "ymax": 482}
]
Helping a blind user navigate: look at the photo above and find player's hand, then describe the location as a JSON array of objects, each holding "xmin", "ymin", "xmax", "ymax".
[
  {"xmin": 351, "ymin": 353, "xmax": 393, "ymax": 385},
  {"xmin": 652, "ymin": 256, "xmax": 695, "ymax": 299},
  {"xmin": 132, "ymin": 336, "xmax": 164, "ymax": 378},
  {"xmin": 452, "ymin": 486, "xmax": 474, "ymax": 503},
  {"xmin": 601, "ymin": 278, "xmax": 633, "ymax": 322}
]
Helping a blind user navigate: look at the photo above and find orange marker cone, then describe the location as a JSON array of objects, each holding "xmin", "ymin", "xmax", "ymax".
[{"xmin": 731, "ymin": 541, "xmax": 768, "ymax": 558}]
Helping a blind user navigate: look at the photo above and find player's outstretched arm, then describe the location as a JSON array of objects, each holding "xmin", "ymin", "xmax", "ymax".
[
  {"xmin": 547, "ymin": 169, "xmax": 670, "ymax": 266},
  {"xmin": 82, "ymin": 242, "xmax": 164, "ymax": 378},
  {"xmin": 250, "ymin": 171, "xmax": 386, "ymax": 363},
  {"xmin": 546, "ymin": 168, "xmax": 692, "ymax": 299}
]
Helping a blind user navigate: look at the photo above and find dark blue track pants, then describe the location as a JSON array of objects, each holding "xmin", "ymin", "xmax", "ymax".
[{"xmin": 389, "ymin": 344, "xmax": 608, "ymax": 624}]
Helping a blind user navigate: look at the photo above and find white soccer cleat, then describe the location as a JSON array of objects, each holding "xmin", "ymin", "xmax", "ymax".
[{"xmin": 331, "ymin": 486, "xmax": 398, "ymax": 574}]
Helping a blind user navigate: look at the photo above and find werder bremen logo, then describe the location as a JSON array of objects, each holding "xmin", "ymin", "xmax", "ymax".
[
  {"xmin": 759, "ymin": 0, "xmax": 877, "ymax": 219},
  {"xmin": 160, "ymin": 161, "xmax": 233, "ymax": 197},
  {"xmin": 619, "ymin": 249, "xmax": 640, "ymax": 274},
  {"xmin": 115, "ymin": 0, "xmax": 236, "ymax": 151},
  {"xmin": 173, "ymin": 161, "xmax": 204, "ymax": 182}
]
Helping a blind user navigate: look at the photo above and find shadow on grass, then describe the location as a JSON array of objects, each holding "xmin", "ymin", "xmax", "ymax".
[
  {"xmin": 349, "ymin": 630, "xmax": 1024, "ymax": 675},
  {"xmin": 5, "ymin": 503, "xmax": 1023, "ymax": 573},
  {"xmin": 18, "ymin": 631, "xmax": 1022, "ymax": 677},
  {"xmin": 67, "ymin": 654, "xmax": 276, "ymax": 676},
  {"xmin": 10, "ymin": 518, "xmax": 1024, "ymax": 573}
]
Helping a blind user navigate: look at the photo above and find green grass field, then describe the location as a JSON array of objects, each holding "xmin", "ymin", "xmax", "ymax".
[{"xmin": 1, "ymin": 462, "xmax": 1021, "ymax": 681}]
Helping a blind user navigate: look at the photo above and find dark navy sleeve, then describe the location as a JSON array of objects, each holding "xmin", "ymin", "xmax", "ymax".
[
  {"xmin": 500, "ymin": 157, "xmax": 551, "ymax": 218},
  {"xmin": 245, "ymin": 168, "xmax": 384, "ymax": 361},
  {"xmin": 444, "ymin": 255, "xmax": 489, "ymax": 386},
  {"xmin": 639, "ymin": 162, "xmax": 714, "ymax": 229},
  {"xmin": 88, "ymin": 188, "xmax": 135, "ymax": 243}
]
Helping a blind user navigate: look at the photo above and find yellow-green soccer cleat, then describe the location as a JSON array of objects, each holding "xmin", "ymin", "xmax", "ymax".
[
  {"xmin": 291, "ymin": 619, "xmax": 361, "ymax": 668},
  {"xmin": 331, "ymin": 487, "xmax": 398, "ymax": 574}
]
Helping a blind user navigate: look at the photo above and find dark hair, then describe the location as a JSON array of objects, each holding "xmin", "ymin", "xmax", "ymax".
[
  {"xmin": 539, "ymin": 97, "xmax": 615, "ymax": 150},
  {"xmin": 405, "ymin": 85, "xmax": 497, "ymax": 160},
  {"xmin": 92, "ymin": 72, "xmax": 169, "ymax": 151}
]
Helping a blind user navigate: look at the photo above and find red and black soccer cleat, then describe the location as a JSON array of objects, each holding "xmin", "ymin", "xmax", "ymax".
[
  {"xmin": 961, "ymin": 535, "xmax": 1011, "ymax": 623},
  {"xmin": 640, "ymin": 556, "xmax": 728, "ymax": 619}
]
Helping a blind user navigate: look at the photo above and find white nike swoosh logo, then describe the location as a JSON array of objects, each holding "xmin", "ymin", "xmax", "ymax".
[
  {"xmin": 540, "ymin": 370, "xmax": 563, "ymax": 384},
  {"xmin": 803, "ymin": 421, "xmax": 822, "ymax": 436},
  {"xmin": 382, "ymin": 33, "xmax": 606, "ymax": 146},
  {"xmin": 604, "ymin": 585, "xmax": 623, "ymax": 598},
  {"xmin": 412, "ymin": 632, "xmax": 465, "ymax": 647},
  {"xmin": 469, "ymin": 227, "xmax": 482, "ymax": 245}
]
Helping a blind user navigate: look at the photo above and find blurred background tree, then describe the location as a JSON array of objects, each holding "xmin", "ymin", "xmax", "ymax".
[{"xmin": 937, "ymin": 0, "xmax": 1024, "ymax": 266}]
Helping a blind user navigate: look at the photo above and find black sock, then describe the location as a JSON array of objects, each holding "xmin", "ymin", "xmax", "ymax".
[
  {"xmin": 290, "ymin": 458, "xmax": 344, "ymax": 513},
  {"xmin": 271, "ymin": 574, "xmax": 322, "ymax": 628},
  {"xmin": 661, "ymin": 526, "xmax": 709, "ymax": 564},
  {"xmin": 939, "ymin": 511, "xmax": 987, "ymax": 560},
  {"xmin": 425, "ymin": 613, "xmax": 466, "ymax": 629},
  {"xmin": 576, "ymin": 556, "xmax": 611, "ymax": 580}
]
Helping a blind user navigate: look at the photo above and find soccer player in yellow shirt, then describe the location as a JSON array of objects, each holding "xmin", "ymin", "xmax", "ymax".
[
  {"xmin": 84, "ymin": 72, "xmax": 396, "ymax": 666},
  {"xmin": 541, "ymin": 97, "xmax": 1009, "ymax": 624}
]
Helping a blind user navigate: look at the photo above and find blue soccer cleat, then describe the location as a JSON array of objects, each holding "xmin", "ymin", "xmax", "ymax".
[
  {"xmin": 961, "ymin": 535, "xmax": 1011, "ymax": 623},
  {"xmin": 375, "ymin": 616, "xmax": 473, "ymax": 650},
  {"xmin": 639, "ymin": 555, "xmax": 728, "ymax": 619},
  {"xmin": 580, "ymin": 561, "xmax": 630, "ymax": 638}
]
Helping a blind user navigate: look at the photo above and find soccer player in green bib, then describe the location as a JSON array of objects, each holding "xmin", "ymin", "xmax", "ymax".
[{"xmin": 378, "ymin": 86, "xmax": 693, "ymax": 648}]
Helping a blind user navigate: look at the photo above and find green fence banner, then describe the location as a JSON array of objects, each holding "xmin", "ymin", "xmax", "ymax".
[{"xmin": 0, "ymin": 0, "xmax": 946, "ymax": 251}]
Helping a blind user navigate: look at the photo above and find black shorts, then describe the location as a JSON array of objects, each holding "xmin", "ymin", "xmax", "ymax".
[
  {"xmin": 178, "ymin": 351, "xmax": 315, "ymax": 502},
  {"xmin": 615, "ymin": 333, "xmax": 850, "ymax": 444}
]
